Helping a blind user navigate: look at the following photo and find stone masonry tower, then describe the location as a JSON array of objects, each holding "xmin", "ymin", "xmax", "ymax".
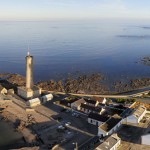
[
  {"xmin": 26, "ymin": 52, "xmax": 33, "ymax": 89},
  {"xmin": 18, "ymin": 52, "xmax": 41, "ymax": 100}
]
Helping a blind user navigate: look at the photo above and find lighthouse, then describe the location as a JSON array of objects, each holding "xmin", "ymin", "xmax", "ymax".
[
  {"xmin": 26, "ymin": 52, "xmax": 33, "ymax": 89},
  {"xmin": 17, "ymin": 52, "xmax": 41, "ymax": 100}
]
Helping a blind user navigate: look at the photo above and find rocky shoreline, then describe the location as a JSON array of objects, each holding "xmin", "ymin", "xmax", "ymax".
[
  {"xmin": 141, "ymin": 56, "xmax": 150, "ymax": 66},
  {"xmin": 0, "ymin": 72, "xmax": 150, "ymax": 95}
]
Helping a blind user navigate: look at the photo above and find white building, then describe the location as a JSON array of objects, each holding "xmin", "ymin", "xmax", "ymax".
[
  {"xmin": 27, "ymin": 98, "xmax": 41, "ymax": 107},
  {"xmin": 98, "ymin": 115, "xmax": 122, "ymax": 137},
  {"xmin": 69, "ymin": 98, "xmax": 85, "ymax": 110},
  {"xmin": 95, "ymin": 134, "xmax": 121, "ymax": 150},
  {"xmin": 80, "ymin": 103, "xmax": 105, "ymax": 115},
  {"xmin": 127, "ymin": 105, "xmax": 146, "ymax": 124},
  {"xmin": 88, "ymin": 113, "xmax": 109, "ymax": 126},
  {"xmin": 0, "ymin": 85, "xmax": 7, "ymax": 95},
  {"xmin": 41, "ymin": 93, "xmax": 53, "ymax": 103},
  {"xmin": 141, "ymin": 134, "xmax": 150, "ymax": 146},
  {"xmin": 85, "ymin": 99, "xmax": 99, "ymax": 107}
]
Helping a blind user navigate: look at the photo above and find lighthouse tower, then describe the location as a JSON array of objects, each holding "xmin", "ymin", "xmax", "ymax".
[
  {"xmin": 17, "ymin": 52, "xmax": 41, "ymax": 100},
  {"xmin": 26, "ymin": 52, "xmax": 33, "ymax": 89}
]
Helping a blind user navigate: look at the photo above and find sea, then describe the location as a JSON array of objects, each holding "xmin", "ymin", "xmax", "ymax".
[{"xmin": 0, "ymin": 19, "xmax": 150, "ymax": 82}]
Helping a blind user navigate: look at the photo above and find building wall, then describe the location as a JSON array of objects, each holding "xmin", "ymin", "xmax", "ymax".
[
  {"xmin": 41, "ymin": 93, "xmax": 53, "ymax": 103},
  {"xmin": 0, "ymin": 88, "xmax": 7, "ymax": 94},
  {"xmin": 100, "ymin": 108, "xmax": 105, "ymax": 115},
  {"xmin": 95, "ymin": 101, "xmax": 99, "ymax": 107},
  {"xmin": 8, "ymin": 89, "xmax": 14, "ymax": 94},
  {"xmin": 102, "ymin": 98, "xmax": 107, "ymax": 104},
  {"xmin": 97, "ymin": 129, "xmax": 106, "ymax": 137},
  {"xmin": 88, "ymin": 118, "xmax": 103, "ymax": 126},
  {"xmin": 98, "ymin": 120, "xmax": 122, "ymax": 137},
  {"xmin": 138, "ymin": 109, "xmax": 146, "ymax": 123},
  {"xmin": 18, "ymin": 87, "xmax": 41, "ymax": 99},
  {"xmin": 141, "ymin": 135, "xmax": 150, "ymax": 146},
  {"xmin": 28, "ymin": 98, "xmax": 41, "ymax": 107},
  {"xmin": 18, "ymin": 88, "xmax": 28, "ymax": 99},
  {"xmin": 110, "ymin": 139, "xmax": 121, "ymax": 150},
  {"xmin": 127, "ymin": 116, "xmax": 138, "ymax": 124},
  {"xmin": 71, "ymin": 102, "xmax": 78, "ymax": 109},
  {"xmin": 127, "ymin": 108, "xmax": 146, "ymax": 124},
  {"xmin": 33, "ymin": 89, "xmax": 41, "ymax": 98}
]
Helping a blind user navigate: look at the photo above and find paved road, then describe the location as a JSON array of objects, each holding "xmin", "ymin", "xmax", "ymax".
[{"xmin": 42, "ymin": 86, "xmax": 150, "ymax": 98}]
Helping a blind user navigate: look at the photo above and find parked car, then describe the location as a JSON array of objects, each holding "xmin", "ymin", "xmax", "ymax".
[{"xmin": 65, "ymin": 122, "xmax": 71, "ymax": 126}]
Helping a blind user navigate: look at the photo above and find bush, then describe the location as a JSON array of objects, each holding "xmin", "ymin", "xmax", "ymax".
[{"xmin": 116, "ymin": 98, "xmax": 125, "ymax": 103}]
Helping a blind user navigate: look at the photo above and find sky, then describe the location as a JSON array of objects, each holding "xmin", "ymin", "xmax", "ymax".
[{"xmin": 0, "ymin": 0, "xmax": 150, "ymax": 20}]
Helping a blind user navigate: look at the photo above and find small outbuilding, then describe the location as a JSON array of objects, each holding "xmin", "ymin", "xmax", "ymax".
[
  {"xmin": 41, "ymin": 93, "xmax": 53, "ymax": 103},
  {"xmin": 0, "ymin": 85, "xmax": 7, "ymax": 95},
  {"xmin": 27, "ymin": 98, "xmax": 41, "ymax": 107}
]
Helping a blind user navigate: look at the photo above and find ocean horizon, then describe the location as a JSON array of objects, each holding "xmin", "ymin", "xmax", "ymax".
[{"xmin": 0, "ymin": 19, "xmax": 150, "ymax": 82}]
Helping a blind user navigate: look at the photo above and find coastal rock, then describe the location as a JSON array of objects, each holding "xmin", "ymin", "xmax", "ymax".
[{"xmin": 141, "ymin": 56, "xmax": 150, "ymax": 66}]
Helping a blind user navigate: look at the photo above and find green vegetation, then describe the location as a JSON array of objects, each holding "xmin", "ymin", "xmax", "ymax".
[
  {"xmin": 116, "ymin": 98, "xmax": 126, "ymax": 103},
  {"xmin": 106, "ymin": 99, "xmax": 112, "ymax": 105},
  {"xmin": 107, "ymin": 98, "xmax": 136, "ymax": 104},
  {"xmin": 65, "ymin": 95, "xmax": 78, "ymax": 101}
]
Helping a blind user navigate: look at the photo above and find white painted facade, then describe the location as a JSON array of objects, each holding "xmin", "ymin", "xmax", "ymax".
[
  {"xmin": 102, "ymin": 98, "xmax": 107, "ymax": 104},
  {"xmin": 27, "ymin": 98, "xmax": 41, "ymax": 107},
  {"xmin": 100, "ymin": 108, "xmax": 106, "ymax": 114},
  {"xmin": 141, "ymin": 134, "xmax": 150, "ymax": 146},
  {"xmin": 0, "ymin": 88, "xmax": 7, "ymax": 95},
  {"xmin": 95, "ymin": 134, "xmax": 121, "ymax": 150},
  {"xmin": 88, "ymin": 118, "xmax": 103, "ymax": 126},
  {"xmin": 127, "ymin": 115, "xmax": 138, "ymax": 124},
  {"xmin": 98, "ymin": 119, "xmax": 123, "ymax": 137},
  {"xmin": 80, "ymin": 107, "xmax": 105, "ymax": 115},
  {"xmin": 127, "ymin": 106, "xmax": 146, "ymax": 124},
  {"xmin": 41, "ymin": 93, "xmax": 53, "ymax": 103}
]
